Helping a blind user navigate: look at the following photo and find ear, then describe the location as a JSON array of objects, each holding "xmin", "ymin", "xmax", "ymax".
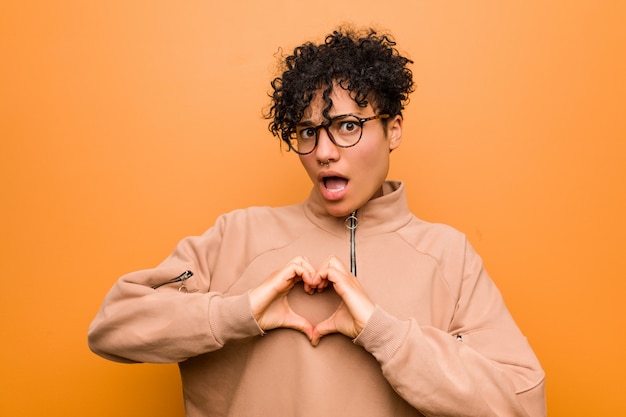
[{"xmin": 387, "ymin": 115, "xmax": 403, "ymax": 152}]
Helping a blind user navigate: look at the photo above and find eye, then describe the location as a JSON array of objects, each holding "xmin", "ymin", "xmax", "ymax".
[
  {"xmin": 340, "ymin": 121, "xmax": 357, "ymax": 131},
  {"xmin": 336, "ymin": 119, "xmax": 361, "ymax": 136},
  {"xmin": 297, "ymin": 126, "xmax": 316, "ymax": 140}
]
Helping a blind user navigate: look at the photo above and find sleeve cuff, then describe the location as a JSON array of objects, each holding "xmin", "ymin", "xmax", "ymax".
[
  {"xmin": 353, "ymin": 305, "xmax": 411, "ymax": 364},
  {"xmin": 208, "ymin": 292, "xmax": 264, "ymax": 346}
]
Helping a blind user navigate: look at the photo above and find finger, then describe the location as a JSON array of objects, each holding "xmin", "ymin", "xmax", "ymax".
[
  {"xmin": 289, "ymin": 256, "xmax": 316, "ymax": 280},
  {"xmin": 315, "ymin": 256, "xmax": 350, "ymax": 284},
  {"xmin": 318, "ymin": 275, "xmax": 332, "ymax": 291},
  {"xmin": 250, "ymin": 260, "xmax": 312, "ymax": 317},
  {"xmin": 272, "ymin": 257, "xmax": 316, "ymax": 292},
  {"xmin": 289, "ymin": 257, "xmax": 319, "ymax": 294},
  {"xmin": 310, "ymin": 315, "xmax": 339, "ymax": 347},
  {"xmin": 301, "ymin": 267, "xmax": 318, "ymax": 294},
  {"xmin": 315, "ymin": 316, "xmax": 338, "ymax": 338},
  {"xmin": 304, "ymin": 275, "xmax": 331, "ymax": 294},
  {"xmin": 290, "ymin": 255, "xmax": 315, "ymax": 270},
  {"xmin": 308, "ymin": 257, "xmax": 332, "ymax": 291},
  {"xmin": 316, "ymin": 262, "xmax": 376, "ymax": 332},
  {"xmin": 302, "ymin": 266, "xmax": 326, "ymax": 288},
  {"xmin": 282, "ymin": 310, "xmax": 315, "ymax": 341},
  {"xmin": 297, "ymin": 257, "xmax": 333, "ymax": 293},
  {"xmin": 310, "ymin": 331, "xmax": 321, "ymax": 347}
]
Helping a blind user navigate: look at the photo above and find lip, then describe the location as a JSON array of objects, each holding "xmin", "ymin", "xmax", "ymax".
[{"xmin": 317, "ymin": 170, "xmax": 349, "ymax": 201}]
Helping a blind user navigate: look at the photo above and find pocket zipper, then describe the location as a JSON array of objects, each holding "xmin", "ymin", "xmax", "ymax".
[{"xmin": 151, "ymin": 270, "xmax": 194, "ymax": 292}]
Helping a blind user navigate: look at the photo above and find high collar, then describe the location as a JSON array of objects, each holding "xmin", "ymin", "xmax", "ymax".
[{"xmin": 303, "ymin": 181, "xmax": 413, "ymax": 238}]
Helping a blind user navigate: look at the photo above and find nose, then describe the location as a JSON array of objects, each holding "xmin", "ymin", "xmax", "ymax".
[{"xmin": 314, "ymin": 127, "xmax": 340, "ymax": 163}]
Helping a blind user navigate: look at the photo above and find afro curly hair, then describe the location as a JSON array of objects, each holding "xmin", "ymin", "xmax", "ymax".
[{"xmin": 265, "ymin": 26, "xmax": 414, "ymax": 149}]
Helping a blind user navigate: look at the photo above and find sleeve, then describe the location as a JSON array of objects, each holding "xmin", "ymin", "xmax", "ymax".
[
  {"xmin": 354, "ymin": 239, "xmax": 546, "ymax": 417},
  {"xmin": 87, "ymin": 217, "xmax": 264, "ymax": 364}
]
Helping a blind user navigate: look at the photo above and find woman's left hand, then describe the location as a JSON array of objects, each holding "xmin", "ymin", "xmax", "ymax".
[{"xmin": 311, "ymin": 255, "xmax": 375, "ymax": 346}]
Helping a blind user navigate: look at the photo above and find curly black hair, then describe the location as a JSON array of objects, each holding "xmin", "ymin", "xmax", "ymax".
[{"xmin": 265, "ymin": 26, "xmax": 414, "ymax": 148}]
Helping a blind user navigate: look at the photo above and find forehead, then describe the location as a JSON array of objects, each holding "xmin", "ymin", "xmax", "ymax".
[{"xmin": 300, "ymin": 86, "xmax": 373, "ymax": 124}]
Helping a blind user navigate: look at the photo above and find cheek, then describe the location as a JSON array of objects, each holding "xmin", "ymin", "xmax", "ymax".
[{"xmin": 354, "ymin": 144, "xmax": 390, "ymax": 173}]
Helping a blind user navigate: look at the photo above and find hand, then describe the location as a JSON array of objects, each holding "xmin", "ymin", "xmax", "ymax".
[
  {"xmin": 249, "ymin": 256, "xmax": 322, "ymax": 341},
  {"xmin": 311, "ymin": 255, "xmax": 375, "ymax": 346}
]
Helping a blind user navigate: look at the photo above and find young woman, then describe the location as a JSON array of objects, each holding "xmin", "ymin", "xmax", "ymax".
[{"xmin": 89, "ymin": 27, "xmax": 546, "ymax": 417}]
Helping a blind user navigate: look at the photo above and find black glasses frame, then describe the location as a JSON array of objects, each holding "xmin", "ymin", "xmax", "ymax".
[{"xmin": 287, "ymin": 113, "xmax": 390, "ymax": 155}]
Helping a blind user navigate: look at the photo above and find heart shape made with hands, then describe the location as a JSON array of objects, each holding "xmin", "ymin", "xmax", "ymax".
[
  {"xmin": 253, "ymin": 255, "xmax": 369, "ymax": 344},
  {"xmin": 286, "ymin": 281, "xmax": 342, "ymax": 326}
]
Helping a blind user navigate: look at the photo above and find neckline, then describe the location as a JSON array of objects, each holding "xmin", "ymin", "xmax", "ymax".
[{"xmin": 303, "ymin": 181, "xmax": 413, "ymax": 237}]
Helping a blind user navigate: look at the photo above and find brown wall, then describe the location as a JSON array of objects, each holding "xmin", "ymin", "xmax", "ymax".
[{"xmin": 1, "ymin": 1, "xmax": 625, "ymax": 415}]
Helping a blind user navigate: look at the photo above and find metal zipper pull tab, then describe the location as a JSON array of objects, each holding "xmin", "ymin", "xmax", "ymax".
[{"xmin": 151, "ymin": 270, "xmax": 194, "ymax": 291}]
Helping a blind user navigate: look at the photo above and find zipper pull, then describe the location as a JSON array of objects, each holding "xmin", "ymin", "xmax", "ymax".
[
  {"xmin": 345, "ymin": 210, "xmax": 358, "ymax": 276},
  {"xmin": 151, "ymin": 270, "xmax": 194, "ymax": 292}
]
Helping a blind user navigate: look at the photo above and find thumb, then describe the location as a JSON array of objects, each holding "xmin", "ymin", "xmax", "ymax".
[
  {"xmin": 282, "ymin": 309, "xmax": 315, "ymax": 342},
  {"xmin": 310, "ymin": 315, "xmax": 339, "ymax": 347}
]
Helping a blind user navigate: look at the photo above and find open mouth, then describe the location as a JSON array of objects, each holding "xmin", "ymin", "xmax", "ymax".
[{"xmin": 323, "ymin": 176, "xmax": 348, "ymax": 192}]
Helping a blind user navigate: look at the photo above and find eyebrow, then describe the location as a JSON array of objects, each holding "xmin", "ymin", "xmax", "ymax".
[{"xmin": 296, "ymin": 113, "xmax": 360, "ymax": 126}]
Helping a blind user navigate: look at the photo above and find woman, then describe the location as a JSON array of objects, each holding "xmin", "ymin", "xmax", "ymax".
[{"xmin": 89, "ymin": 27, "xmax": 546, "ymax": 417}]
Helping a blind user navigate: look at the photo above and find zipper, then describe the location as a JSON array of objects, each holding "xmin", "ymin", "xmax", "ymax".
[
  {"xmin": 151, "ymin": 270, "xmax": 194, "ymax": 292},
  {"xmin": 345, "ymin": 210, "xmax": 358, "ymax": 276}
]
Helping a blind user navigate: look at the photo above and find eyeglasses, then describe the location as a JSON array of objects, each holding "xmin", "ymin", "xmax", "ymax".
[{"xmin": 287, "ymin": 113, "xmax": 390, "ymax": 155}]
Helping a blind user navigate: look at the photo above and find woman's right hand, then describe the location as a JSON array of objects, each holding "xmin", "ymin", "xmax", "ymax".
[{"xmin": 248, "ymin": 256, "xmax": 324, "ymax": 341}]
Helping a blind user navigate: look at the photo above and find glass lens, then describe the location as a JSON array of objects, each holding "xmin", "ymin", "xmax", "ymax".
[
  {"xmin": 329, "ymin": 116, "xmax": 362, "ymax": 146},
  {"xmin": 291, "ymin": 126, "xmax": 316, "ymax": 154}
]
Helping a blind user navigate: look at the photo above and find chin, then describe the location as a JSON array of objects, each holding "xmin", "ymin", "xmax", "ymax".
[{"xmin": 323, "ymin": 202, "xmax": 358, "ymax": 218}]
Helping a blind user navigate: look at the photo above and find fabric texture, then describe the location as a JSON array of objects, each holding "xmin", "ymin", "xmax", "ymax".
[{"xmin": 88, "ymin": 181, "xmax": 546, "ymax": 417}]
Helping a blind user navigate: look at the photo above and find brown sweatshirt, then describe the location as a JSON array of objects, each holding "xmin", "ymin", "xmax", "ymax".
[{"xmin": 88, "ymin": 181, "xmax": 545, "ymax": 417}]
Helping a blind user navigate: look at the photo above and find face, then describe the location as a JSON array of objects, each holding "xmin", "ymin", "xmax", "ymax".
[{"xmin": 298, "ymin": 86, "xmax": 403, "ymax": 217}]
